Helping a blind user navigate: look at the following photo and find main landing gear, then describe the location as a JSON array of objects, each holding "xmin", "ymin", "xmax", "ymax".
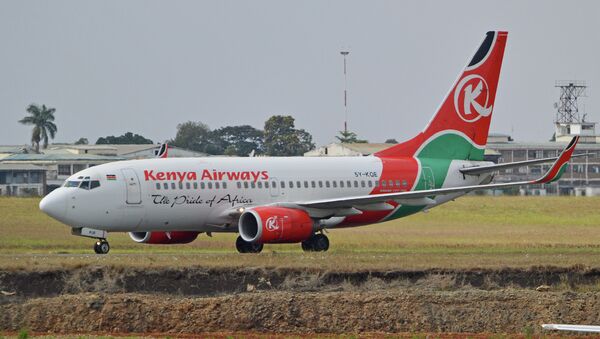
[
  {"xmin": 301, "ymin": 233, "xmax": 329, "ymax": 252},
  {"xmin": 93, "ymin": 239, "xmax": 110, "ymax": 254},
  {"xmin": 236, "ymin": 236, "xmax": 264, "ymax": 253}
]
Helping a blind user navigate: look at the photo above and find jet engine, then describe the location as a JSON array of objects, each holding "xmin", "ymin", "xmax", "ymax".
[
  {"xmin": 128, "ymin": 231, "xmax": 199, "ymax": 244},
  {"xmin": 238, "ymin": 207, "xmax": 315, "ymax": 244}
]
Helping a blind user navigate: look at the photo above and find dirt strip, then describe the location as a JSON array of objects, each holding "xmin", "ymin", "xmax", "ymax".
[
  {"xmin": 2, "ymin": 290, "xmax": 600, "ymax": 334},
  {"xmin": 2, "ymin": 266, "xmax": 600, "ymax": 335}
]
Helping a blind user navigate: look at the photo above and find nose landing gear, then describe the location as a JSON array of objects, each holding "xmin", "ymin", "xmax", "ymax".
[{"xmin": 93, "ymin": 239, "xmax": 110, "ymax": 254}]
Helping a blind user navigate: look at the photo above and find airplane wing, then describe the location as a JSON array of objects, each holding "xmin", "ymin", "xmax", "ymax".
[
  {"xmin": 295, "ymin": 136, "xmax": 579, "ymax": 210},
  {"xmin": 542, "ymin": 324, "xmax": 600, "ymax": 333},
  {"xmin": 460, "ymin": 152, "xmax": 591, "ymax": 176}
]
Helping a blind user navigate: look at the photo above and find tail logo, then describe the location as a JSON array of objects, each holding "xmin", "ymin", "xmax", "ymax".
[{"xmin": 454, "ymin": 74, "xmax": 493, "ymax": 122}]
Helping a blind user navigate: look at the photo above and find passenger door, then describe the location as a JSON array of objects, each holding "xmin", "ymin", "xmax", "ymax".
[{"xmin": 121, "ymin": 168, "xmax": 142, "ymax": 204}]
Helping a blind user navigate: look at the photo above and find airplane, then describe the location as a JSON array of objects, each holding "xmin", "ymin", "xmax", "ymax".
[
  {"xmin": 39, "ymin": 31, "xmax": 581, "ymax": 254},
  {"xmin": 542, "ymin": 324, "xmax": 600, "ymax": 333}
]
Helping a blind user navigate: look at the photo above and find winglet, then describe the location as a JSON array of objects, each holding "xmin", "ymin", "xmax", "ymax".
[
  {"xmin": 154, "ymin": 142, "xmax": 169, "ymax": 158},
  {"xmin": 533, "ymin": 136, "xmax": 579, "ymax": 184}
]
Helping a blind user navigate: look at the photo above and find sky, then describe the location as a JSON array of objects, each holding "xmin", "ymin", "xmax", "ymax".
[{"xmin": 1, "ymin": 0, "xmax": 599, "ymax": 147}]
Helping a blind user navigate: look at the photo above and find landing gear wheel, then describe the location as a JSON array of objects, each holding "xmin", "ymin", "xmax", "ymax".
[
  {"xmin": 93, "ymin": 239, "xmax": 110, "ymax": 254},
  {"xmin": 236, "ymin": 236, "xmax": 263, "ymax": 254},
  {"xmin": 301, "ymin": 233, "xmax": 329, "ymax": 252}
]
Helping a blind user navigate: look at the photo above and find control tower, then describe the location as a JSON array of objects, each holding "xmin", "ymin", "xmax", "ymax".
[{"xmin": 554, "ymin": 80, "xmax": 597, "ymax": 143}]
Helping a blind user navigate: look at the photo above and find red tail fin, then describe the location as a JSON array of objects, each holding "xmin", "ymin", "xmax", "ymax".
[{"xmin": 376, "ymin": 31, "xmax": 508, "ymax": 160}]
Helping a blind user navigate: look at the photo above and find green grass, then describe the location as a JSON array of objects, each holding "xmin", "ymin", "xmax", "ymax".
[{"xmin": 2, "ymin": 196, "xmax": 600, "ymax": 270}]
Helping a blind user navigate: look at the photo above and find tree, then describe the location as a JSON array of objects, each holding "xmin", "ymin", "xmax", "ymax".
[
  {"xmin": 18, "ymin": 104, "xmax": 58, "ymax": 153},
  {"xmin": 74, "ymin": 137, "xmax": 89, "ymax": 145},
  {"xmin": 96, "ymin": 132, "xmax": 153, "ymax": 144},
  {"xmin": 170, "ymin": 121, "xmax": 219, "ymax": 154},
  {"xmin": 263, "ymin": 115, "xmax": 315, "ymax": 156},
  {"xmin": 212, "ymin": 125, "xmax": 264, "ymax": 156},
  {"xmin": 335, "ymin": 130, "xmax": 367, "ymax": 143},
  {"xmin": 384, "ymin": 138, "xmax": 398, "ymax": 144}
]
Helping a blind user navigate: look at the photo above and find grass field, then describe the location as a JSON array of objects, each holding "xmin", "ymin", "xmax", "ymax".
[{"xmin": 2, "ymin": 196, "xmax": 600, "ymax": 270}]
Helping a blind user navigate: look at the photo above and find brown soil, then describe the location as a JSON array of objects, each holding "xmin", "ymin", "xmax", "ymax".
[{"xmin": 2, "ymin": 266, "xmax": 600, "ymax": 336}]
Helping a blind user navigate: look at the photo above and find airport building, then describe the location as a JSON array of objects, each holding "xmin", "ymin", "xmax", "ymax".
[
  {"xmin": 0, "ymin": 144, "xmax": 205, "ymax": 196},
  {"xmin": 0, "ymin": 163, "xmax": 47, "ymax": 196}
]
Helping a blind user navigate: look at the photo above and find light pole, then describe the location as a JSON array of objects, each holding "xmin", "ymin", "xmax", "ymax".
[{"xmin": 341, "ymin": 50, "xmax": 350, "ymax": 134}]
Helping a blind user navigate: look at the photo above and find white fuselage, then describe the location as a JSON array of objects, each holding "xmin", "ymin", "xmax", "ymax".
[{"xmin": 40, "ymin": 156, "xmax": 489, "ymax": 233}]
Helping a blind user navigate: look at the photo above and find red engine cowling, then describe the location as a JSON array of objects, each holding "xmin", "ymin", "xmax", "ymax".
[
  {"xmin": 128, "ymin": 231, "xmax": 199, "ymax": 244},
  {"xmin": 238, "ymin": 207, "xmax": 314, "ymax": 244}
]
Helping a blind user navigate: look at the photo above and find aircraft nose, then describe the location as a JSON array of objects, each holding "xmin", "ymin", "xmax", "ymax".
[{"xmin": 39, "ymin": 189, "xmax": 67, "ymax": 221}]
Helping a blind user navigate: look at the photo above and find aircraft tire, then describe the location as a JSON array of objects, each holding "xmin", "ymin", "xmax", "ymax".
[
  {"xmin": 301, "ymin": 233, "xmax": 329, "ymax": 252},
  {"xmin": 236, "ymin": 236, "xmax": 263, "ymax": 254},
  {"xmin": 313, "ymin": 234, "xmax": 329, "ymax": 252},
  {"xmin": 94, "ymin": 240, "xmax": 110, "ymax": 254}
]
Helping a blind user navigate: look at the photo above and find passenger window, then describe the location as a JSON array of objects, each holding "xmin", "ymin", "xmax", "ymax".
[
  {"xmin": 280, "ymin": 181, "xmax": 285, "ymax": 189},
  {"xmin": 208, "ymin": 182, "xmax": 213, "ymax": 189},
  {"xmin": 367, "ymin": 181, "xmax": 372, "ymax": 188},
  {"xmin": 156, "ymin": 183, "xmax": 161, "ymax": 190},
  {"xmin": 289, "ymin": 181, "xmax": 294, "ymax": 188},
  {"xmin": 354, "ymin": 180, "xmax": 358, "ymax": 188},
  {"xmin": 201, "ymin": 182, "xmax": 206, "ymax": 189},
  {"xmin": 163, "ymin": 183, "xmax": 168, "ymax": 189},
  {"xmin": 251, "ymin": 181, "xmax": 256, "ymax": 189},
  {"xmin": 318, "ymin": 181, "xmax": 323, "ymax": 188},
  {"xmin": 257, "ymin": 181, "xmax": 262, "ymax": 189},
  {"xmin": 340, "ymin": 181, "xmax": 344, "ymax": 188},
  {"xmin": 311, "ymin": 181, "xmax": 316, "ymax": 188},
  {"xmin": 332, "ymin": 181, "xmax": 337, "ymax": 188},
  {"xmin": 79, "ymin": 181, "xmax": 90, "ymax": 190},
  {"xmin": 395, "ymin": 180, "xmax": 401, "ymax": 187},
  {"xmin": 193, "ymin": 182, "xmax": 198, "ymax": 189},
  {"xmin": 215, "ymin": 182, "xmax": 220, "ymax": 189},
  {"xmin": 90, "ymin": 180, "xmax": 100, "ymax": 189},
  {"xmin": 265, "ymin": 181, "xmax": 270, "ymax": 189},
  {"xmin": 304, "ymin": 181, "xmax": 308, "ymax": 188},
  {"xmin": 186, "ymin": 182, "xmax": 191, "ymax": 189},
  {"xmin": 325, "ymin": 181, "xmax": 330, "ymax": 188},
  {"xmin": 223, "ymin": 182, "xmax": 227, "ymax": 189},
  {"xmin": 171, "ymin": 183, "xmax": 176, "ymax": 189},
  {"xmin": 388, "ymin": 180, "xmax": 394, "ymax": 187},
  {"xmin": 347, "ymin": 180, "xmax": 351, "ymax": 187},
  {"xmin": 178, "ymin": 182, "xmax": 183, "ymax": 189},
  {"xmin": 402, "ymin": 180, "xmax": 408, "ymax": 186},
  {"xmin": 381, "ymin": 180, "xmax": 387, "ymax": 187},
  {"xmin": 237, "ymin": 182, "xmax": 242, "ymax": 189},
  {"xmin": 375, "ymin": 180, "xmax": 379, "ymax": 187},
  {"xmin": 272, "ymin": 181, "xmax": 277, "ymax": 188},
  {"xmin": 244, "ymin": 182, "xmax": 249, "ymax": 189}
]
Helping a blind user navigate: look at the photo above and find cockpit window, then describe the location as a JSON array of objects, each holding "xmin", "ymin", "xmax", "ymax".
[
  {"xmin": 64, "ymin": 181, "xmax": 80, "ymax": 187},
  {"xmin": 63, "ymin": 178, "xmax": 101, "ymax": 189}
]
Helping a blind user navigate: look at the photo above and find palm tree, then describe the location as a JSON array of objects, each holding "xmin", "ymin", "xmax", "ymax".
[{"xmin": 19, "ymin": 104, "xmax": 58, "ymax": 153}]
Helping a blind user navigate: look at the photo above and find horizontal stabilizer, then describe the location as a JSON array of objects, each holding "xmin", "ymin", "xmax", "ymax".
[{"xmin": 460, "ymin": 151, "xmax": 591, "ymax": 176}]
